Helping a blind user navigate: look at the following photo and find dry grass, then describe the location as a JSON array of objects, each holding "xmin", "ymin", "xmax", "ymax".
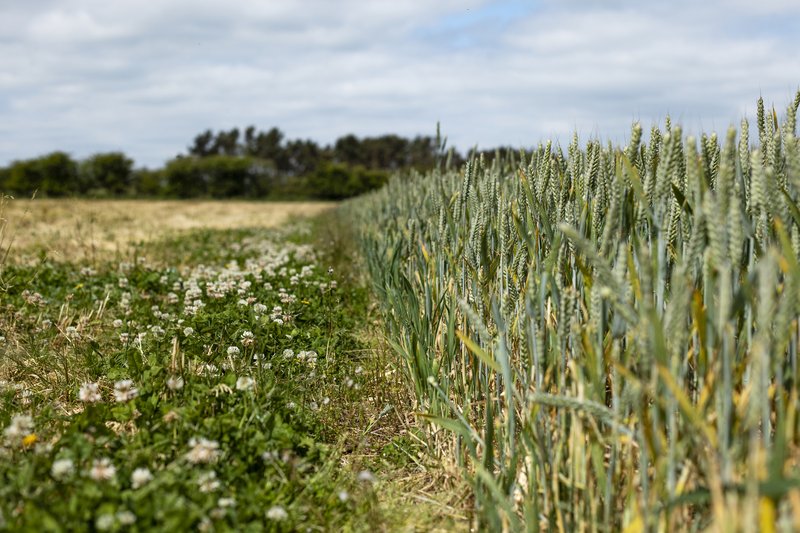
[{"xmin": 1, "ymin": 198, "xmax": 335, "ymax": 263}]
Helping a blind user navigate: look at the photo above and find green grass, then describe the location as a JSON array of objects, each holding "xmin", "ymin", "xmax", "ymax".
[
  {"xmin": 0, "ymin": 216, "xmax": 396, "ymax": 531},
  {"xmin": 349, "ymin": 93, "xmax": 800, "ymax": 531}
]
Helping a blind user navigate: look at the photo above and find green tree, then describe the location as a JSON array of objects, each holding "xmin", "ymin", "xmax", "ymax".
[
  {"xmin": 4, "ymin": 152, "xmax": 79, "ymax": 197},
  {"xmin": 80, "ymin": 152, "xmax": 134, "ymax": 196}
]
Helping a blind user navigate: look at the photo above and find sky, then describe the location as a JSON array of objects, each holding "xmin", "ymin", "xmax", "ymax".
[{"xmin": 0, "ymin": 0, "xmax": 798, "ymax": 168}]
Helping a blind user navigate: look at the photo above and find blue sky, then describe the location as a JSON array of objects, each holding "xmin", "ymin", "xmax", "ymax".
[{"xmin": 0, "ymin": 0, "xmax": 798, "ymax": 168}]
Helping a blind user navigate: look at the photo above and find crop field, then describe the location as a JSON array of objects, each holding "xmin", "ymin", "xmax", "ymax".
[
  {"xmin": 350, "ymin": 94, "xmax": 800, "ymax": 531},
  {"xmin": 3, "ymin": 92, "xmax": 800, "ymax": 532}
]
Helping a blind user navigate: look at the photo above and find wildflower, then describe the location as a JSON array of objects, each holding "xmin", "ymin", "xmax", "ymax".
[
  {"xmin": 218, "ymin": 497, "xmax": 235, "ymax": 508},
  {"xmin": 186, "ymin": 437, "xmax": 220, "ymax": 464},
  {"xmin": 131, "ymin": 467, "xmax": 153, "ymax": 489},
  {"xmin": 266, "ymin": 506, "xmax": 288, "ymax": 521},
  {"xmin": 90, "ymin": 458, "xmax": 117, "ymax": 482},
  {"xmin": 114, "ymin": 379, "xmax": 138, "ymax": 402},
  {"xmin": 183, "ymin": 326, "xmax": 194, "ymax": 336},
  {"xmin": 51, "ymin": 458, "xmax": 75, "ymax": 479},
  {"xmin": 166, "ymin": 376, "xmax": 184, "ymax": 391},
  {"xmin": 236, "ymin": 376, "xmax": 255, "ymax": 391},
  {"xmin": 3, "ymin": 414, "xmax": 34, "ymax": 446},
  {"xmin": 197, "ymin": 471, "xmax": 220, "ymax": 493},
  {"xmin": 162, "ymin": 410, "xmax": 180, "ymax": 423},
  {"xmin": 226, "ymin": 346, "xmax": 240, "ymax": 357},
  {"xmin": 95, "ymin": 514, "xmax": 115, "ymax": 531},
  {"xmin": 241, "ymin": 330, "xmax": 255, "ymax": 347},
  {"xmin": 112, "ymin": 319, "xmax": 124, "ymax": 328},
  {"xmin": 118, "ymin": 277, "xmax": 128, "ymax": 288},
  {"xmin": 65, "ymin": 326, "xmax": 81, "ymax": 341},
  {"xmin": 357, "ymin": 470, "xmax": 376, "ymax": 484},
  {"xmin": 282, "ymin": 348, "xmax": 295, "ymax": 360},
  {"xmin": 338, "ymin": 490, "xmax": 349, "ymax": 502},
  {"xmin": 119, "ymin": 333, "xmax": 130, "ymax": 343},
  {"xmin": 116, "ymin": 510, "xmax": 136, "ymax": 526},
  {"xmin": 79, "ymin": 382, "xmax": 102, "ymax": 403},
  {"xmin": 286, "ymin": 401, "xmax": 296, "ymax": 410},
  {"xmin": 253, "ymin": 303, "xmax": 267, "ymax": 314},
  {"xmin": 22, "ymin": 434, "xmax": 38, "ymax": 447}
]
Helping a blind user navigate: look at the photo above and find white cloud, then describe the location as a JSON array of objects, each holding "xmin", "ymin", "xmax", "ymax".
[{"xmin": 0, "ymin": 0, "xmax": 797, "ymax": 167}]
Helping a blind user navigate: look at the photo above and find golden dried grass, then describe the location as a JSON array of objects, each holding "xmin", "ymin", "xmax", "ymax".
[{"xmin": 2, "ymin": 198, "xmax": 335, "ymax": 263}]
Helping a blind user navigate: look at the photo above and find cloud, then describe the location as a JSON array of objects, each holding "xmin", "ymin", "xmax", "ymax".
[{"xmin": 0, "ymin": 0, "xmax": 797, "ymax": 167}]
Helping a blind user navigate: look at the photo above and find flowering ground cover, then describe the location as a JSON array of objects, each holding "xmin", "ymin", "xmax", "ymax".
[{"xmin": 0, "ymin": 212, "xmax": 450, "ymax": 531}]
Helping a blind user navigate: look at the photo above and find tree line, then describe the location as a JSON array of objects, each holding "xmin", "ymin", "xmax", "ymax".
[{"xmin": 0, "ymin": 127, "xmax": 465, "ymax": 200}]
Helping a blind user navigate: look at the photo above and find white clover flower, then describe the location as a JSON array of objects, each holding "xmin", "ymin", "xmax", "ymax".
[
  {"xmin": 3, "ymin": 414, "xmax": 34, "ymax": 446},
  {"xmin": 79, "ymin": 382, "xmax": 102, "ymax": 403},
  {"xmin": 112, "ymin": 319, "xmax": 124, "ymax": 328},
  {"xmin": 65, "ymin": 326, "xmax": 81, "ymax": 340},
  {"xmin": 183, "ymin": 326, "xmax": 194, "ymax": 336},
  {"xmin": 166, "ymin": 376, "xmax": 184, "ymax": 391},
  {"xmin": 131, "ymin": 467, "xmax": 153, "ymax": 489},
  {"xmin": 116, "ymin": 510, "xmax": 136, "ymax": 526},
  {"xmin": 51, "ymin": 458, "xmax": 75, "ymax": 479},
  {"xmin": 338, "ymin": 490, "xmax": 349, "ymax": 502},
  {"xmin": 266, "ymin": 506, "xmax": 288, "ymax": 521},
  {"xmin": 118, "ymin": 277, "xmax": 128, "ymax": 288},
  {"xmin": 253, "ymin": 303, "xmax": 267, "ymax": 314},
  {"xmin": 282, "ymin": 349, "xmax": 295, "ymax": 360},
  {"xmin": 198, "ymin": 517, "xmax": 213, "ymax": 532},
  {"xmin": 357, "ymin": 470, "xmax": 376, "ymax": 484},
  {"xmin": 95, "ymin": 513, "xmax": 115, "ymax": 531},
  {"xmin": 90, "ymin": 458, "xmax": 117, "ymax": 482},
  {"xmin": 113, "ymin": 379, "xmax": 138, "ymax": 402},
  {"xmin": 235, "ymin": 376, "xmax": 255, "ymax": 391},
  {"xmin": 119, "ymin": 333, "xmax": 130, "ymax": 343},
  {"xmin": 240, "ymin": 331, "xmax": 255, "ymax": 347},
  {"xmin": 218, "ymin": 497, "xmax": 236, "ymax": 508},
  {"xmin": 197, "ymin": 471, "xmax": 220, "ymax": 493},
  {"xmin": 226, "ymin": 346, "xmax": 240, "ymax": 357},
  {"xmin": 186, "ymin": 437, "xmax": 220, "ymax": 464}
]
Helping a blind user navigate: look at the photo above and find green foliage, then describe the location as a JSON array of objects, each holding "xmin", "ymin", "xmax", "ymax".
[
  {"xmin": 0, "ymin": 224, "xmax": 380, "ymax": 530},
  {"xmin": 305, "ymin": 163, "xmax": 388, "ymax": 200},
  {"xmin": 350, "ymin": 92, "xmax": 800, "ymax": 530},
  {"xmin": 4, "ymin": 152, "xmax": 80, "ymax": 197},
  {"xmin": 162, "ymin": 155, "xmax": 273, "ymax": 198},
  {"xmin": 81, "ymin": 152, "xmax": 135, "ymax": 196}
]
